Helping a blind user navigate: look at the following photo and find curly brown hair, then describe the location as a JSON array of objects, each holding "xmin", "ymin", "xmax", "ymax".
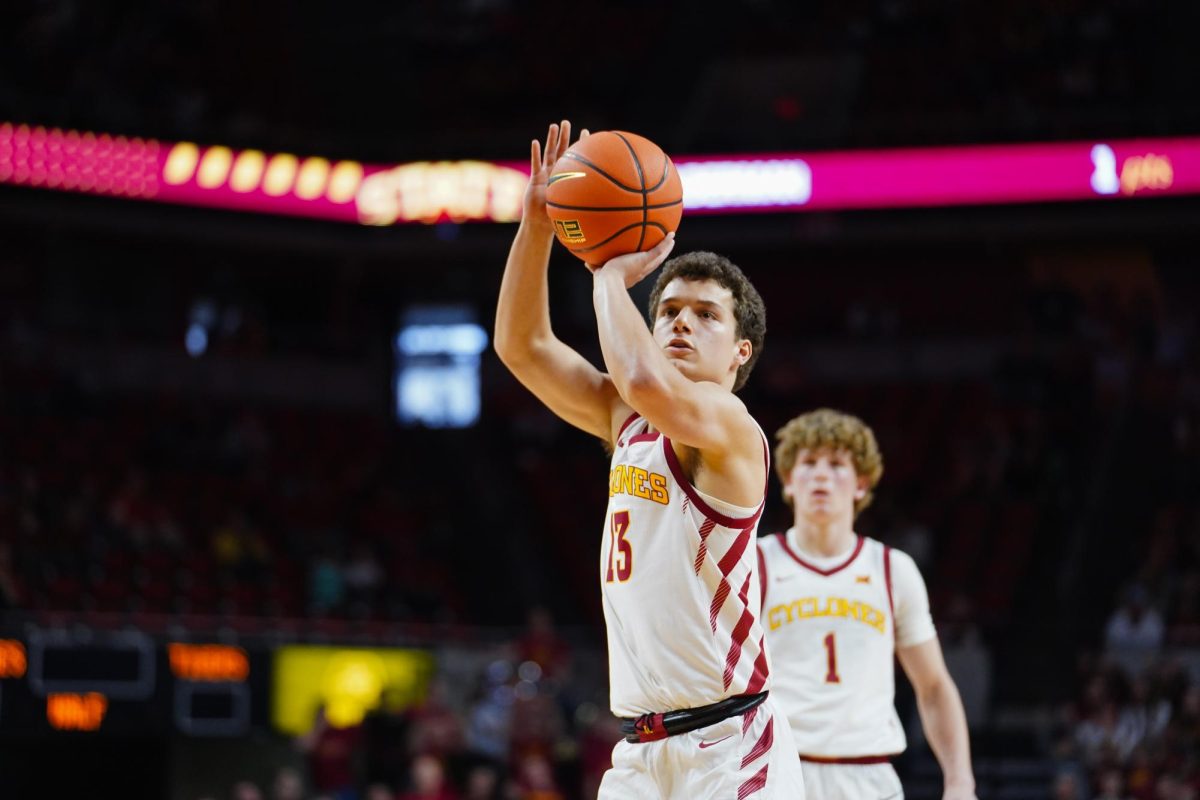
[
  {"xmin": 774, "ymin": 408, "xmax": 884, "ymax": 517},
  {"xmin": 645, "ymin": 251, "xmax": 765, "ymax": 391}
]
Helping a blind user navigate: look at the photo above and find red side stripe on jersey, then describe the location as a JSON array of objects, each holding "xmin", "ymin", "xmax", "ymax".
[
  {"xmin": 741, "ymin": 716, "xmax": 774, "ymax": 768},
  {"xmin": 627, "ymin": 432, "xmax": 661, "ymax": 444},
  {"xmin": 737, "ymin": 764, "xmax": 769, "ymax": 799},
  {"xmin": 722, "ymin": 572, "xmax": 756, "ymax": 689},
  {"xmin": 756, "ymin": 544, "xmax": 768, "ymax": 606},
  {"xmin": 710, "ymin": 581, "xmax": 731, "ymax": 634},
  {"xmin": 884, "ymin": 546, "xmax": 895, "ymax": 618},
  {"xmin": 742, "ymin": 704, "xmax": 759, "ymax": 734},
  {"xmin": 745, "ymin": 635, "xmax": 769, "ymax": 694},
  {"xmin": 710, "ymin": 525, "xmax": 754, "ymax": 632},
  {"xmin": 616, "ymin": 412, "xmax": 640, "ymax": 439},
  {"xmin": 694, "ymin": 518, "xmax": 717, "ymax": 575}
]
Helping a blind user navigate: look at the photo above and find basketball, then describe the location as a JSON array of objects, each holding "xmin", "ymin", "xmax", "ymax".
[{"xmin": 545, "ymin": 131, "xmax": 683, "ymax": 266}]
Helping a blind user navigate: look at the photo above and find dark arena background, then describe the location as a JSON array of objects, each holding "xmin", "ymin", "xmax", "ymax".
[{"xmin": 2, "ymin": 2, "xmax": 1200, "ymax": 798}]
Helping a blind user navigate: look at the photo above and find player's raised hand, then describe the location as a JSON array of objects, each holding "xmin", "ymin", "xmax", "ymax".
[
  {"xmin": 592, "ymin": 233, "xmax": 675, "ymax": 288},
  {"xmin": 943, "ymin": 786, "xmax": 979, "ymax": 800},
  {"xmin": 523, "ymin": 120, "xmax": 585, "ymax": 230}
]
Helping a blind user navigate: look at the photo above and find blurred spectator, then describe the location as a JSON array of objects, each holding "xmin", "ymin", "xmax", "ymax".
[
  {"xmin": 465, "ymin": 662, "xmax": 514, "ymax": 763},
  {"xmin": 515, "ymin": 608, "xmax": 570, "ymax": 681},
  {"xmin": 1094, "ymin": 768, "xmax": 1131, "ymax": 800},
  {"xmin": 396, "ymin": 754, "xmax": 456, "ymax": 800},
  {"xmin": 210, "ymin": 508, "xmax": 270, "ymax": 578},
  {"xmin": 406, "ymin": 679, "xmax": 466, "ymax": 760},
  {"xmin": 1055, "ymin": 770, "xmax": 1085, "ymax": 800},
  {"xmin": 271, "ymin": 767, "xmax": 305, "ymax": 800},
  {"xmin": 343, "ymin": 542, "xmax": 385, "ymax": 616},
  {"xmin": 231, "ymin": 782, "xmax": 263, "ymax": 800},
  {"xmin": 298, "ymin": 705, "xmax": 365, "ymax": 799},
  {"xmin": 512, "ymin": 752, "xmax": 562, "ymax": 800},
  {"xmin": 311, "ymin": 549, "xmax": 346, "ymax": 615},
  {"xmin": 462, "ymin": 763, "xmax": 503, "ymax": 800},
  {"xmin": 365, "ymin": 783, "xmax": 396, "ymax": 800},
  {"xmin": 1105, "ymin": 585, "xmax": 1165, "ymax": 673}
]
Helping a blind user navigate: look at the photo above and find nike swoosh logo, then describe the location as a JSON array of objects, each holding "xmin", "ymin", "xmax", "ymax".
[
  {"xmin": 774, "ymin": 574, "xmax": 797, "ymax": 582},
  {"xmin": 547, "ymin": 171, "xmax": 587, "ymax": 185},
  {"xmin": 698, "ymin": 735, "xmax": 733, "ymax": 749}
]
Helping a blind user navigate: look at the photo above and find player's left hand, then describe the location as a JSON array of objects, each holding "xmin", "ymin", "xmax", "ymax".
[{"xmin": 590, "ymin": 233, "xmax": 675, "ymax": 288}]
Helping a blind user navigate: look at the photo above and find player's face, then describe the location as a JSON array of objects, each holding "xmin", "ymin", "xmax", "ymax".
[
  {"xmin": 652, "ymin": 278, "xmax": 749, "ymax": 387},
  {"xmin": 785, "ymin": 447, "xmax": 866, "ymax": 525}
]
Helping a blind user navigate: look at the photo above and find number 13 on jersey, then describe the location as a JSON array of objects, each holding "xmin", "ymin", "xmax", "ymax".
[{"xmin": 606, "ymin": 510, "xmax": 633, "ymax": 582}]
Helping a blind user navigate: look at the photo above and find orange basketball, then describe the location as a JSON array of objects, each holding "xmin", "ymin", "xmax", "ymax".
[{"xmin": 545, "ymin": 131, "xmax": 683, "ymax": 265}]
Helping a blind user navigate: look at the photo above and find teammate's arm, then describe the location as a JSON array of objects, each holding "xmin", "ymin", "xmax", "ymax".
[
  {"xmin": 494, "ymin": 121, "xmax": 624, "ymax": 442},
  {"xmin": 591, "ymin": 248, "xmax": 759, "ymax": 458},
  {"xmin": 897, "ymin": 638, "xmax": 977, "ymax": 800}
]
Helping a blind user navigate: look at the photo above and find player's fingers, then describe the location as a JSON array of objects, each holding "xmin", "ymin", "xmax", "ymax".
[
  {"xmin": 530, "ymin": 139, "xmax": 541, "ymax": 174},
  {"xmin": 643, "ymin": 234, "xmax": 676, "ymax": 271},
  {"xmin": 580, "ymin": 128, "xmax": 590, "ymax": 140},
  {"xmin": 557, "ymin": 119, "xmax": 571, "ymax": 159},
  {"xmin": 544, "ymin": 123, "xmax": 559, "ymax": 168}
]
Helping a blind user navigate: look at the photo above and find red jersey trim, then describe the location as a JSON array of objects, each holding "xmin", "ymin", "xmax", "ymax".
[
  {"xmin": 779, "ymin": 534, "xmax": 865, "ymax": 576},
  {"xmin": 756, "ymin": 544, "xmax": 768, "ymax": 606},
  {"xmin": 616, "ymin": 412, "xmax": 641, "ymax": 439},
  {"xmin": 799, "ymin": 754, "xmax": 897, "ymax": 765},
  {"xmin": 661, "ymin": 435, "xmax": 766, "ymax": 529},
  {"xmin": 883, "ymin": 545, "xmax": 895, "ymax": 618},
  {"xmin": 628, "ymin": 432, "xmax": 661, "ymax": 445}
]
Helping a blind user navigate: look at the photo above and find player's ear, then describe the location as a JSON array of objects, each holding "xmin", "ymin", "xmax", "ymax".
[
  {"xmin": 735, "ymin": 339, "xmax": 752, "ymax": 365},
  {"xmin": 854, "ymin": 476, "xmax": 868, "ymax": 500}
]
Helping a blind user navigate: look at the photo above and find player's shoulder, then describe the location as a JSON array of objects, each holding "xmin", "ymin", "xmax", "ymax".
[
  {"xmin": 866, "ymin": 538, "xmax": 925, "ymax": 584},
  {"xmin": 756, "ymin": 531, "xmax": 788, "ymax": 559}
]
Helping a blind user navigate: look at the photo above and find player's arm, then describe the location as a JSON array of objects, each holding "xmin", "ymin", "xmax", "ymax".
[
  {"xmin": 897, "ymin": 639, "xmax": 977, "ymax": 800},
  {"xmin": 494, "ymin": 121, "xmax": 624, "ymax": 442},
  {"xmin": 591, "ymin": 246, "xmax": 759, "ymax": 457},
  {"xmin": 891, "ymin": 548, "xmax": 976, "ymax": 800}
]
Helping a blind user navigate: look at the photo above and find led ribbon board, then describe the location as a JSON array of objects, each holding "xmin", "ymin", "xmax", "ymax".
[{"xmin": 1, "ymin": 122, "xmax": 1197, "ymax": 223}]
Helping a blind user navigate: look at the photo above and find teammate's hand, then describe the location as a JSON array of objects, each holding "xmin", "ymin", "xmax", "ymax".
[
  {"xmin": 591, "ymin": 233, "xmax": 675, "ymax": 288},
  {"xmin": 523, "ymin": 120, "xmax": 588, "ymax": 233}
]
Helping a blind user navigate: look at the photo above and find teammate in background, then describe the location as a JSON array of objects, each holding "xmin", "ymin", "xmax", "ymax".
[
  {"xmin": 495, "ymin": 120, "xmax": 805, "ymax": 799},
  {"xmin": 758, "ymin": 409, "xmax": 976, "ymax": 800}
]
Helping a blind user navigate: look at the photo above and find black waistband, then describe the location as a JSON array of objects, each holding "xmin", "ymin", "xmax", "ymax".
[{"xmin": 619, "ymin": 692, "xmax": 768, "ymax": 744}]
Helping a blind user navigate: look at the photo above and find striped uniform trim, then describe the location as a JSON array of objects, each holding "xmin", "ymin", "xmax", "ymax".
[
  {"xmin": 737, "ymin": 765, "xmax": 769, "ymax": 799},
  {"xmin": 799, "ymin": 754, "xmax": 896, "ymax": 765}
]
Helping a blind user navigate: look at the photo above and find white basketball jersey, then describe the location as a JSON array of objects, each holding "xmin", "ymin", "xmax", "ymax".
[
  {"xmin": 602, "ymin": 414, "xmax": 772, "ymax": 717},
  {"xmin": 758, "ymin": 532, "xmax": 935, "ymax": 758}
]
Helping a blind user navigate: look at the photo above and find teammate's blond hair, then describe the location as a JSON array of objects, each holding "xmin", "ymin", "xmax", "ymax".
[{"xmin": 774, "ymin": 408, "xmax": 883, "ymax": 517}]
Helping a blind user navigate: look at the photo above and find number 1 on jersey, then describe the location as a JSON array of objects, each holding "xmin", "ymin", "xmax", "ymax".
[
  {"xmin": 606, "ymin": 511, "xmax": 632, "ymax": 583},
  {"xmin": 823, "ymin": 632, "xmax": 841, "ymax": 684}
]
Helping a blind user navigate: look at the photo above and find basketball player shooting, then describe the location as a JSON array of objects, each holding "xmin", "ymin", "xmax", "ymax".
[
  {"xmin": 494, "ymin": 120, "xmax": 806, "ymax": 799},
  {"xmin": 758, "ymin": 409, "xmax": 976, "ymax": 800}
]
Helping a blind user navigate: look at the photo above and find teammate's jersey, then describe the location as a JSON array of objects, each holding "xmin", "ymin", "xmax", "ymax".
[
  {"xmin": 757, "ymin": 531, "xmax": 936, "ymax": 758},
  {"xmin": 602, "ymin": 414, "xmax": 772, "ymax": 717}
]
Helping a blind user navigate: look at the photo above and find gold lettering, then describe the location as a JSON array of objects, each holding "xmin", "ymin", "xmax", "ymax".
[
  {"xmin": 620, "ymin": 467, "xmax": 634, "ymax": 497},
  {"xmin": 650, "ymin": 473, "xmax": 669, "ymax": 504},
  {"xmin": 632, "ymin": 468, "xmax": 651, "ymax": 500}
]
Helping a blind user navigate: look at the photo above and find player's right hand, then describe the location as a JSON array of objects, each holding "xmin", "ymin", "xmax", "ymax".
[{"xmin": 524, "ymin": 120, "xmax": 588, "ymax": 232}]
